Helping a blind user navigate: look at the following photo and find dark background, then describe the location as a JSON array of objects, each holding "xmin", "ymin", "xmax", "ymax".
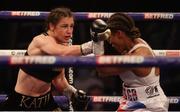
[
  {"xmin": 0, "ymin": 0, "xmax": 180, "ymax": 12},
  {"xmin": 0, "ymin": 0, "xmax": 180, "ymax": 111}
]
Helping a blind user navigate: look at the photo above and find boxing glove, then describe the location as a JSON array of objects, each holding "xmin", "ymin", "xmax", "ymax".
[
  {"xmin": 90, "ymin": 19, "xmax": 111, "ymax": 42},
  {"xmin": 80, "ymin": 19, "xmax": 111, "ymax": 56},
  {"xmin": 90, "ymin": 19, "xmax": 111, "ymax": 55},
  {"xmin": 63, "ymin": 85, "xmax": 90, "ymax": 111},
  {"xmin": 71, "ymin": 90, "xmax": 90, "ymax": 111}
]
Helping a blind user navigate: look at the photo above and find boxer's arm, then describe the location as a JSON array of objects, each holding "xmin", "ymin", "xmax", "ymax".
[
  {"xmin": 52, "ymin": 69, "xmax": 70, "ymax": 92},
  {"xmin": 31, "ymin": 35, "xmax": 93, "ymax": 56},
  {"xmin": 52, "ymin": 70, "xmax": 90, "ymax": 111}
]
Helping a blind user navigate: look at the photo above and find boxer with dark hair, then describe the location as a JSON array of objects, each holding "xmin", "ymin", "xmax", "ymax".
[
  {"xmin": 91, "ymin": 13, "xmax": 169, "ymax": 111},
  {"xmin": 0, "ymin": 7, "xmax": 106, "ymax": 111}
]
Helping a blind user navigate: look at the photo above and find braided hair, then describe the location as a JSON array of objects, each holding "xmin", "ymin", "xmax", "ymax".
[{"xmin": 107, "ymin": 12, "xmax": 141, "ymax": 39}]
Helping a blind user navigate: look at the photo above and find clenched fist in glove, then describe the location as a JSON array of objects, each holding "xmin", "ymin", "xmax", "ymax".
[
  {"xmin": 90, "ymin": 19, "xmax": 111, "ymax": 42},
  {"xmin": 90, "ymin": 19, "xmax": 111, "ymax": 55},
  {"xmin": 63, "ymin": 85, "xmax": 90, "ymax": 111},
  {"xmin": 80, "ymin": 19, "xmax": 111, "ymax": 56},
  {"xmin": 71, "ymin": 90, "xmax": 90, "ymax": 111}
]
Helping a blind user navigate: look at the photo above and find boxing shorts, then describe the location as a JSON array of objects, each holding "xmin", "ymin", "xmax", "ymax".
[
  {"xmin": 0, "ymin": 90, "xmax": 61, "ymax": 111},
  {"xmin": 117, "ymin": 83, "xmax": 169, "ymax": 112}
]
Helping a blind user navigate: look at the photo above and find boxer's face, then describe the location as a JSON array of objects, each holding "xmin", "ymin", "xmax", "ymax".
[
  {"xmin": 109, "ymin": 31, "xmax": 126, "ymax": 54},
  {"xmin": 50, "ymin": 17, "xmax": 74, "ymax": 44}
]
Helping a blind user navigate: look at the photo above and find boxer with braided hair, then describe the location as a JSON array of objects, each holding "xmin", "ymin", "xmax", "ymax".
[{"xmin": 93, "ymin": 13, "xmax": 169, "ymax": 112}]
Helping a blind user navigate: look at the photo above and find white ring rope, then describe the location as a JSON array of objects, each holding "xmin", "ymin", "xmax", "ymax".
[{"xmin": 0, "ymin": 50, "xmax": 179, "ymax": 56}]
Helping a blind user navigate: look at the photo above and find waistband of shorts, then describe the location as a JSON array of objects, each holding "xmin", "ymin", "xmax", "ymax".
[
  {"xmin": 8, "ymin": 90, "xmax": 55, "ymax": 110},
  {"xmin": 122, "ymin": 83, "xmax": 165, "ymax": 101},
  {"xmin": 12, "ymin": 90, "xmax": 52, "ymax": 99}
]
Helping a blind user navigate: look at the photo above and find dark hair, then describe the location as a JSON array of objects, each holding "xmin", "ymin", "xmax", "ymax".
[
  {"xmin": 107, "ymin": 12, "xmax": 141, "ymax": 39},
  {"xmin": 45, "ymin": 7, "xmax": 73, "ymax": 31}
]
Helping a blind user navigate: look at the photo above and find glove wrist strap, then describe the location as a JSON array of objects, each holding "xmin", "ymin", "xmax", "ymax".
[
  {"xmin": 93, "ymin": 41, "xmax": 104, "ymax": 55},
  {"xmin": 80, "ymin": 41, "xmax": 93, "ymax": 55}
]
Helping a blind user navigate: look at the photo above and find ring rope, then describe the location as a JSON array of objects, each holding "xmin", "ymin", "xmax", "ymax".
[
  {"xmin": 0, "ymin": 50, "xmax": 179, "ymax": 57},
  {"xmin": 0, "ymin": 95, "xmax": 179, "ymax": 104},
  {"xmin": 0, "ymin": 55, "xmax": 180, "ymax": 67},
  {"xmin": 0, "ymin": 11, "xmax": 179, "ymax": 20}
]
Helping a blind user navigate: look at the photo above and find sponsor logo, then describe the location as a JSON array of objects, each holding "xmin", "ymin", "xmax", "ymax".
[
  {"xmin": 155, "ymin": 51, "xmax": 166, "ymax": 56},
  {"xmin": 68, "ymin": 67, "xmax": 74, "ymax": 85},
  {"xmin": 11, "ymin": 11, "xmax": 40, "ymax": 16},
  {"xmin": 93, "ymin": 96, "xmax": 120, "ymax": 103},
  {"xmin": 97, "ymin": 56, "xmax": 144, "ymax": 65},
  {"xmin": 145, "ymin": 86, "xmax": 159, "ymax": 98},
  {"xmin": 166, "ymin": 51, "xmax": 180, "ymax": 56},
  {"xmin": 169, "ymin": 97, "xmax": 179, "ymax": 104},
  {"xmin": 144, "ymin": 13, "xmax": 174, "ymax": 19},
  {"xmin": 11, "ymin": 51, "xmax": 25, "ymax": 56},
  {"xmin": 88, "ymin": 13, "xmax": 113, "ymax": 19},
  {"xmin": 11, "ymin": 51, "xmax": 16, "ymax": 56},
  {"xmin": 10, "ymin": 56, "xmax": 56, "ymax": 64}
]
